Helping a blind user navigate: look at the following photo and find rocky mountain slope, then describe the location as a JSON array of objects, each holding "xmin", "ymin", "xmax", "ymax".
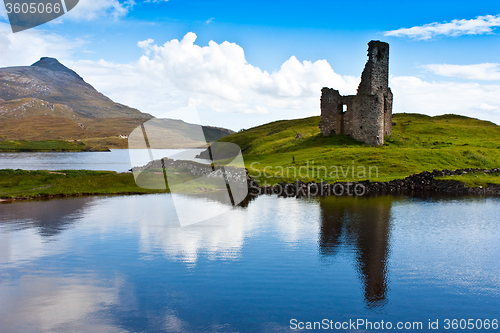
[
  {"xmin": 0, "ymin": 57, "xmax": 149, "ymax": 118},
  {"xmin": 0, "ymin": 58, "xmax": 233, "ymax": 149}
]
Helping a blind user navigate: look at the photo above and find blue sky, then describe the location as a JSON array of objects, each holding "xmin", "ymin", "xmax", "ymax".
[{"xmin": 1, "ymin": 0, "xmax": 500, "ymax": 129}]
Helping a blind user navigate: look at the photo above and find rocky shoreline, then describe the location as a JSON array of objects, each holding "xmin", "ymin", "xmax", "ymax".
[
  {"xmin": 1, "ymin": 166, "xmax": 498, "ymax": 204},
  {"xmin": 247, "ymin": 168, "xmax": 500, "ymax": 198},
  {"xmin": 133, "ymin": 158, "xmax": 500, "ymax": 198}
]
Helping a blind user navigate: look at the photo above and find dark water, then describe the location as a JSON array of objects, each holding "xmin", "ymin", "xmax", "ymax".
[
  {"xmin": 0, "ymin": 149, "xmax": 208, "ymax": 172},
  {"xmin": 0, "ymin": 194, "xmax": 499, "ymax": 332}
]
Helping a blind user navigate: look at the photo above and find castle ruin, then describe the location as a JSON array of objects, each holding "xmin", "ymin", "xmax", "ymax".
[{"xmin": 319, "ymin": 41, "xmax": 393, "ymax": 146}]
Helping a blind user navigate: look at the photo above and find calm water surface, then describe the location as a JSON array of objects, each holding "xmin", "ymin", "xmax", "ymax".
[
  {"xmin": 0, "ymin": 194, "xmax": 499, "ymax": 332},
  {"xmin": 0, "ymin": 149, "xmax": 208, "ymax": 172}
]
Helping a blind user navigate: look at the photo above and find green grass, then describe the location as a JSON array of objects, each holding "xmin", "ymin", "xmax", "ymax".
[
  {"xmin": 2, "ymin": 113, "xmax": 499, "ymax": 199},
  {"xmin": 0, "ymin": 169, "xmax": 168, "ymax": 199},
  {"xmin": 0, "ymin": 140, "xmax": 109, "ymax": 152},
  {"xmin": 436, "ymin": 171, "xmax": 500, "ymax": 188},
  {"xmin": 216, "ymin": 113, "xmax": 500, "ymax": 184}
]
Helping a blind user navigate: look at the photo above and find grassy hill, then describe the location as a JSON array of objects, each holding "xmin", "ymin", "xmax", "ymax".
[{"xmin": 216, "ymin": 113, "xmax": 500, "ymax": 183}]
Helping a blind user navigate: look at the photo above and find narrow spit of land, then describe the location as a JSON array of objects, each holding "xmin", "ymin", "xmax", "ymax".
[{"xmin": 0, "ymin": 169, "xmax": 169, "ymax": 202}]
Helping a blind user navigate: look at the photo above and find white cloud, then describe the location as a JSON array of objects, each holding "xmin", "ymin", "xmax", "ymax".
[
  {"xmin": 385, "ymin": 14, "xmax": 500, "ymax": 40},
  {"xmin": 68, "ymin": 32, "xmax": 358, "ymax": 128},
  {"xmin": 423, "ymin": 63, "xmax": 500, "ymax": 81},
  {"xmin": 0, "ymin": 2, "xmax": 7, "ymax": 20},
  {"xmin": 65, "ymin": 0, "xmax": 135, "ymax": 21},
  {"xmin": 137, "ymin": 38, "xmax": 154, "ymax": 55},
  {"xmin": 391, "ymin": 76, "xmax": 500, "ymax": 123},
  {"xmin": 206, "ymin": 17, "xmax": 215, "ymax": 25},
  {"xmin": 0, "ymin": 22, "xmax": 83, "ymax": 67},
  {"xmin": 480, "ymin": 103, "xmax": 500, "ymax": 112},
  {"xmin": 133, "ymin": 32, "xmax": 357, "ymax": 120},
  {"xmin": 2, "ymin": 28, "xmax": 499, "ymax": 128},
  {"xmin": 68, "ymin": 33, "xmax": 500, "ymax": 127},
  {"xmin": 68, "ymin": 58, "xmax": 188, "ymax": 118}
]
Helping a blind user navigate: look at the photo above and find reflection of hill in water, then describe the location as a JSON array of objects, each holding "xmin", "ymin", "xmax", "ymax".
[
  {"xmin": 0, "ymin": 197, "xmax": 95, "ymax": 237},
  {"xmin": 318, "ymin": 196, "xmax": 395, "ymax": 308}
]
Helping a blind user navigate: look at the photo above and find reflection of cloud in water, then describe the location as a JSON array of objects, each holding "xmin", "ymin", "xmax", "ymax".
[
  {"xmin": 0, "ymin": 194, "xmax": 322, "ymax": 266},
  {"xmin": 137, "ymin": 196, "xmax": 251, "ymax": 264},
  {"xmin": 269, "ymin": 197, "xmax": 320, "ymax": 245},
  {"xmin": 137, "ymin": 195, "xmax": 321, "ymax": 264},
  {"xmin": 0, "ymin": 275, "xmax": 125, "ymax": 333},
  {"xmin": 163, "ymin": 309, "xmax": 189, "ymax": 333},
  {"xmin": 0, "ymin": 227, "xmax": 70, "ymax": 265}
]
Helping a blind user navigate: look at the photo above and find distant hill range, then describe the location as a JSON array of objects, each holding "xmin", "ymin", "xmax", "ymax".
[
  {"xmin": 0, "ymin": 58, "xmax": 233, "ymax": 149},
  {"xmin": 0, "ymin": 57, "xmax": 149, "ymax": 119}
]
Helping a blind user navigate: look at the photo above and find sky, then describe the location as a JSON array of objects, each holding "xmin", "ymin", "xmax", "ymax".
[{"xmin": 1, "ymin": 0, "xmax": 500, "ymax": 130}]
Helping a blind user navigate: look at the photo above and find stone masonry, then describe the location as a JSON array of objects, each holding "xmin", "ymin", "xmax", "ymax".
[{"xmin": 319, "ymin": 41, "xmax": 393, "ymax": 146}]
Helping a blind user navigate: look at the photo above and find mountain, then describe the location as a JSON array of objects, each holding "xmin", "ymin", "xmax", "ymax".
[
  {"xmin": 0, "ymin": 58, "xmax": 233, "ymax": 150},
  {"xmin": 0, "ymin": 57, "xmax": 149, "ymax": 118}
]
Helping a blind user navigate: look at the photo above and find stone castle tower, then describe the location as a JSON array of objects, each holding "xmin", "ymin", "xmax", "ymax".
[{"xmin": 319, "ymin": 41, "xmax": 393, "ymax": 146}]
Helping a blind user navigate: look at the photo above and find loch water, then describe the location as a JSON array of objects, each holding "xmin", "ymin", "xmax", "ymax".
[
  {"xmin": 0, "ymin": 149, "xmax": 208, "ymax": 172},
  {"xmin": 1, "ymin": 193, "xmax": 499, "ymax": 332}
]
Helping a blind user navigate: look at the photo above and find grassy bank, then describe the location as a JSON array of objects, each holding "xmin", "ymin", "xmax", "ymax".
[
  {"xmin": 0, "ymin": 169, "xmax": 168, "ymax": 200},
  {"xmin": 219, "ymin": 113, "xmax": 500, "ymax": 184},
  {"xmin": 436, "ymin": 170, "xmax": 500, "ymax": 188}
]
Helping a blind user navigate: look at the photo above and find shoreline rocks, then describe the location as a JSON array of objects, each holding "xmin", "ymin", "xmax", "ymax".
[
  {"xmin": 132, "ymin": 157, "xmax": 500, "ymax": 199},
  {"xmin": 248, "ymin": 168, "xmax": 500, "ymax": 198}
]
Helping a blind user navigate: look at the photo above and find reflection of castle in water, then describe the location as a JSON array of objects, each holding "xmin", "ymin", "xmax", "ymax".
[{"xmin": 318, "ymin": 196, "xmax": 392, "ymax": 308}]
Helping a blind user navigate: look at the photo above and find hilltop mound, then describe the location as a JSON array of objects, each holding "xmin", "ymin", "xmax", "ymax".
[
  {"xmin": 31, "ymin": 57, "xmax": 84, "ymax": 80},
  {"xmin": 214, "ymin": 113, "xmax": 500, "ymax": 182},
  {"xmin": 218, "ymin": 113, "xmax": 500, "ymax": 153}
]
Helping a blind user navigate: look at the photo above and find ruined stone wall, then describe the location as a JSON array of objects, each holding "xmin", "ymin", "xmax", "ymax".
[
  {"xmin": 352, "ymin": 93, "xmax": 386, "ymax": 146},
  {"xmin": 383, "ymin": 90, "xmax": 393, "ymax": 136},
  {"xmin": 319, "ymin": 41, "xmax": 393, "ymax": 146},
  {"xmin": 358, "ymin": 41, "xmax": 389, "ymax": 95},
  {"xmin": 319, "ymin": 88, "xmax": 342, "ymax": 136}
]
